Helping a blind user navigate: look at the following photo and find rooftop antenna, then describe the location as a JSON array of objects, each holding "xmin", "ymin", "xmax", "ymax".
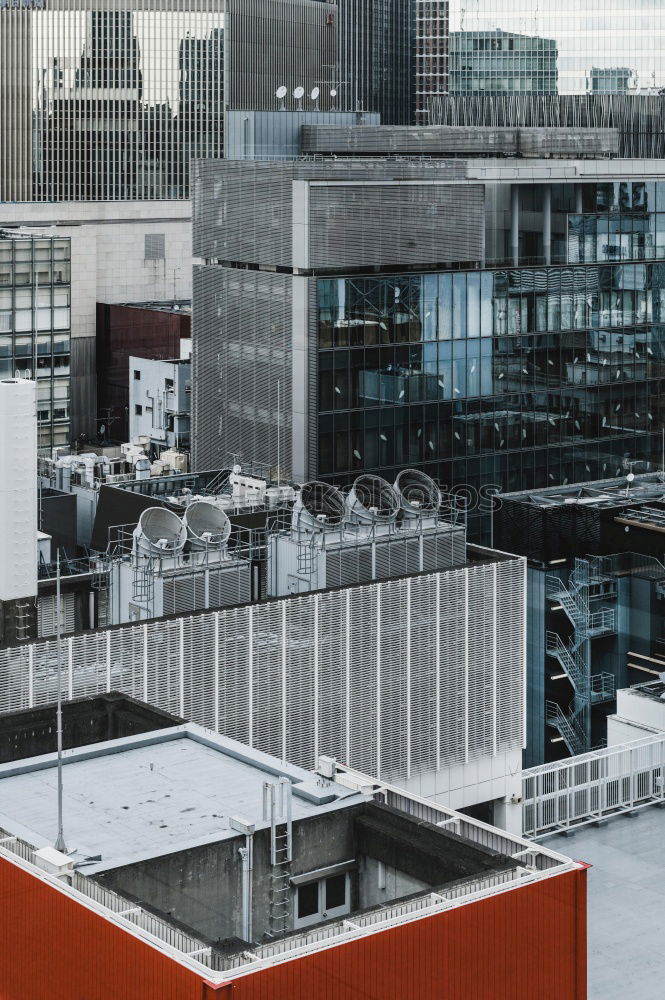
[
  {"xmin": 330, "ymin": 87, "xmax": 338, "ymax": 112},
  {"xmin": 275, "ymin": 85, "xmax": 287, "ymax": 111},
  {"xmin": 310, "ymin": 85, "xmax": 320, "ymax": 111},
  {"xmin": 54, "ymin": 550, "xmax": 67, "ymax": 854},
  {"xmin": 293, "ymin": 85, "xmax": 304, "ymax": 111}
]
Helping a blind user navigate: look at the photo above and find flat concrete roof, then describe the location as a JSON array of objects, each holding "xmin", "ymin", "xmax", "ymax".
[
  {"xmin": 0, "ymin": 725, "xmax": 366, "ymax": 873},
  {"xmin": 556, "ymin": 807, "xmax": 665, "ymax": 1000}
]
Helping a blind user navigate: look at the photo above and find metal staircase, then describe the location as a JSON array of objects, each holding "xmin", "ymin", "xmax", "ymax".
[
  {"xmin": 545, "ymin": 557, "xmax": 617, "ymax": 754},
  {"xmin": 546, "ymin": 700, "xmax": 587, "ymax": 757},
  {"xmin": 264, "ymin": 778, "xmax": 293, "ymax": 939}
]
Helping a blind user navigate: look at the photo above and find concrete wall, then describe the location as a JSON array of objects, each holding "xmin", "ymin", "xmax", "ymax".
[
  {"xmin": 357, "ymin": 856, "xmax": 428, "ymax": 910},
  {"xmin": 398, "ymin": 749, "xmax": 524, "ymax": 837},
  {"xmin": 98, "ymin": 807, "xmax": 360, "ymax": 945}
]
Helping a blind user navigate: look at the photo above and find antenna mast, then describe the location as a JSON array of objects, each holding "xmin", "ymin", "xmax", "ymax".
[{"xmin": 54, "ymin": 550, "xmax": 67, "ymax": 854}]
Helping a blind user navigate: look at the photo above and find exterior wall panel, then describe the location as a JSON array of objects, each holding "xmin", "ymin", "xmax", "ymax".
[
  {"xmin": 0, "ymin": 559, "xmax": 525, "ymax": 784},
  {"xmin": 0, "ymin": 850, "xmax": 586, "ymax": 1000},
  {"xmin": 0, "ymin": 854, "xmax": 206, "ymax": 1000},
  {"xmin": 225, "ymin": 868, "xmax": 587, "ymax": 1000}
]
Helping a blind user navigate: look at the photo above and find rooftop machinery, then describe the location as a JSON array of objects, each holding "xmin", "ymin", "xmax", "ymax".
[
  {"xmin": 109, "ymin": 500, "xmax": 252, "ymax": 624},
  {"xmin": 268, "ymin": 470, "xmax": 467, "ymax": 597}
]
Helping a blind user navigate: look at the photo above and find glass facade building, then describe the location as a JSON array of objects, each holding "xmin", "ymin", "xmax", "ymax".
[
  {"xmin": 446, "ymin": 0, "xmax": 665, "ymax": 96},
  {"xmin": 315, "ymin": 180, "xmax": 665, "ymax": 537},
  {"xmin": 0, "ymin": 0, "xmax": 225, "ymax": 201},
  {"xmin": 449, "ymin": 30, "xmax": 558, "ymax": 96},
  {"xmin": 0, "ymin": 232, "xmax": 72, "ymax": 452}
]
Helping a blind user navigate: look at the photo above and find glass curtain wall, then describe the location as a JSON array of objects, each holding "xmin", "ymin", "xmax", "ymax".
[
  {"xmin": 0, "ymin": 235, "xmax": 72, "ymax": 452},
  {"xmin": 0, "ymin": 1, "xmax": 225, "ymax": 201},
  {"xmin": 317, "ymin": 181, "xmax": 665, "ymax": 536},
  {"xmin": 447, "ymin": 1, "xmax": 665, "ymax": 95}
]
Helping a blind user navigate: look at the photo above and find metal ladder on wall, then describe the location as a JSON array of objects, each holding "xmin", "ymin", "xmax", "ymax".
[{"xmin": 264, "ymin": 777, "xmax": 293, "ymax": 938}]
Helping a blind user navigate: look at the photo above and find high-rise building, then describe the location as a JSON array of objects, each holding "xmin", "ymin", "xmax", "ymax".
[
  {"xmin": 0, "ymin": 0, "xmax": 410, "ymax": 448},
  {"xmin": 0, "ymin": 0, "xmax": 344, "ymax": 203},
  {"xmin": 446, "ymin": 1, "xmax": 665, "ymax": 96},
  {"xmin": 337, "ymin": 0, "xmax": 415, "ymax": 125},
  {"xmin": 0, "ymin": 231, "xmax": 71, "ymax": 451},
  {"xmin": 415, "ymin": 1, "xmax": 449, "ymax": 123},
  {"xmin": 191, "ymin": 148, "xmax": 665, "ymax": 540},
  {"xmin": 449, "ymin": 30, "xmax": 558, "ymax": 96}
]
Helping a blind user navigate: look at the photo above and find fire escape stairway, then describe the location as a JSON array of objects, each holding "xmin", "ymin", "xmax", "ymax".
[
  {"xmin": 545, "ymin": 700, "xmax": 587, "ymax": 757},
  {"xmin": 546, "ymin": 630, "xmax": 587, "ymax": 695},
  {"xmin": 545, "ymin": 559, "xmax": 617, "ymax": 755}
]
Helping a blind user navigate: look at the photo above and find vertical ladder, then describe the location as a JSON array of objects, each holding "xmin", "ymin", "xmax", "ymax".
[{"xmin": 264, "ymin": 777, "xmax": 292, "ymax": 938}]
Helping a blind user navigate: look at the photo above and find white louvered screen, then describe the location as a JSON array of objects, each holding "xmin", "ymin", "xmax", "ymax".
[{"xmin": 0, "ymin": 561, "xmax": 525, "ymax": 784}]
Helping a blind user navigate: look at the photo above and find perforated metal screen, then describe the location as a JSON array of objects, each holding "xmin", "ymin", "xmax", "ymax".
[{"xmin": 0, "ymin": 560, "xmax": 525, "ymax": 782}]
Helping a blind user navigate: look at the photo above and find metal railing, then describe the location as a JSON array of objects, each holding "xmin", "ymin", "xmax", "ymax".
[
  {"xmin": 522, "ymin": 733, "xmax": 665, "ymax": 839},
  {"xmin": 546, "ymin": 700, "xmax": 587, "ymax": 757}
]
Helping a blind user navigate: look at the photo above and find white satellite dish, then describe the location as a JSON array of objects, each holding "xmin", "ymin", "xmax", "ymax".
[
  {"xmin": 311, "ymin": 86, "xmax": 320, "ymax": 100},
  {"xmin": 330, "ymin": 88, "xmax": 338, "ymax": 98},
  {"xmin": 275, "ymin": 85, "xmax": 287, "ymax": 99},
  {"xmin": 293, "ymin": 86, "xmax": 305, "ymax": 99}
]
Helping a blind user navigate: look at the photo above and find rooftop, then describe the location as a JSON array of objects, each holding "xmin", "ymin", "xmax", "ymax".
[
  {"xmin": 0, "ymin": 726, "xmax": 362, "ymax": 873},
  {"xmin": 500, "ymin": 471, "xmax": 665, "ymax": 510},
  {"xmin": 0, "ymin": 743, "xmax": 579, "ymax": 980},
  {"xmin": 557, "ymin": 807, "xmax": 665, "ymax": 999},
  {"xmin": 121, "ymin": 299, "xmax": 191, "ymax": 316}
]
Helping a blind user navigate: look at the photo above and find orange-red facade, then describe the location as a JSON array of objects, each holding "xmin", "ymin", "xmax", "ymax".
[{"xmin": 0, "ymin": 855, "xmax": 586, "ymax": 1000}]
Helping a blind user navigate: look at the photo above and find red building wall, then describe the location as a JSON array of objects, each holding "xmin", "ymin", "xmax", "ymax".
[{"xmin": 0, "ymin": 852, "xmax": 586, "ymax": 1000}]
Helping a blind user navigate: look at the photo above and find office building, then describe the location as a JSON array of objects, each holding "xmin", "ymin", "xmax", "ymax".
[
  {"xmin": 0, "ymin": 0, "xmax": 342, "ymax": 203},
  {"xmin": 495, "ymin": 472, "xmax": 665, "ymax": 764},
  {"xmin": 445, "ymin": 1, "xmax": 665, "ymax": 97},
  {"xmin": 449, "ymin": 30, "xmax": 558, "ymax": 96},
  {"xmin": 0, "ymin": 721, "xmax": 586, "ymax": 998},
  {"xmin": 192, "ymin": 148, "xmax": 665, "ymax": 540},
  {"xmin": 0, "ymin": 0, "xmax": 343, "ymax": 443},
  {"xmin": 415, "ymin": 1, "xmax": 448, "ymax": 123},
  {"xmin": 0, "ymin": 231, "xmax": 71, "ymax": 451},
  {"xmin": 337, "ymin": 0, "xmax": 414, "ymax": 125}
]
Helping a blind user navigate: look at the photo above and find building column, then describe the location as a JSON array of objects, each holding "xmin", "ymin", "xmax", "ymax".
[
  {"xmin": 511, "ymin": 185, "xmax": 520, "ymax": 267},
  {"xmin": 543, "ymin": 184, "xmax": 552, "ymax": 266}
]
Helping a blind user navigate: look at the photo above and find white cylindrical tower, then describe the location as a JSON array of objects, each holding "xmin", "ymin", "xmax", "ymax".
[{"xmin": 0, "ymin": 379, "xmax": 38, "ymax": 601}]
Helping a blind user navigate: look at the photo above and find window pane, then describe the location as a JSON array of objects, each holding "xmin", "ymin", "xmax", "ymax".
[
  {"xmin": 325, "ymin": 874, "xmax": 346, "ymax": 910},
  {"xmin": 297, "ymin": 882, "xmax": 319, "ymax": 919}
]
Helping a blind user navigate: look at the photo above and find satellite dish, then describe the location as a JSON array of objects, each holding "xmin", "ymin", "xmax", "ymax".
[
  {"xmin": 627, "ymin": 472, "xmax": 635, "ymax": 483},
  {"xmin": 275, "ymin": 85, "xmax": 287, "ymax": 99},
  {"xmin": 293, "ymin": 86, "xmax": 305, "ymax": 99},
  {"xmin": 311, "ymin": 86, "xmax": 320, "ymax": 100},
  {"xmin": 330, "ymin": 88, "xmax": 338, "ymax": 98}
]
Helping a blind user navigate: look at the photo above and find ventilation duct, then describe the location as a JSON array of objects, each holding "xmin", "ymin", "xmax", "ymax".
[
  {"xmin": 394, "ymin": 469, "xmax": 441, "ymax": 518},
  {"xmin": 294, "ymin": 481, "xmax": 347, "ymax": 532},
  {"xmin": 347, "ymin": 475, "xmax": 399, "ymax": 525},
  {"xmin": 133, "ymin": 507, "xmax": 187, "ymax": 557},
  {"xmin": 183, "ymin": 501, "xmax": 232, "ymax": 551}
]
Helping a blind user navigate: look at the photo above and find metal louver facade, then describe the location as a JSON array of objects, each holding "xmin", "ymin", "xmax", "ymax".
[
  {"xmin": 192, "ymin": 265, "xmax": 301, "ymax": 476},
  {"xmin": 0, "ymin": 555, "xmax": 525, "ymax": 783},
  {"xmin": 192, "ymin": 158, "xmax": 478, "ymax": 270}
]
